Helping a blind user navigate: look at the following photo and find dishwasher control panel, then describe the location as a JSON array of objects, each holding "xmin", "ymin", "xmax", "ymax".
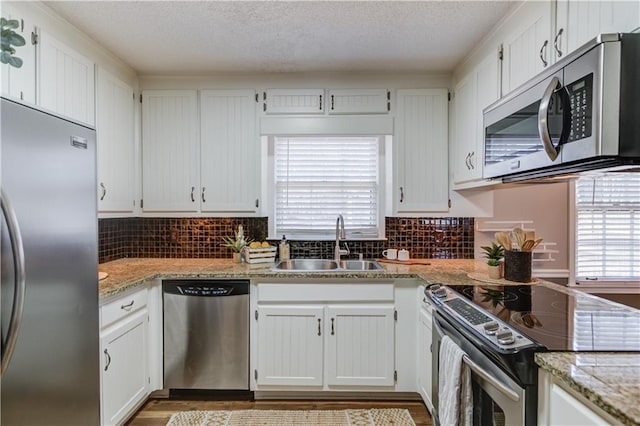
[{"xmin": 177, "ymin": 286, "xmax": 233, "ymax": 296}]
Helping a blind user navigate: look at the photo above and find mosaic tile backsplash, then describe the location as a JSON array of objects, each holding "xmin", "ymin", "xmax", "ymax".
[{"xmin": 99, "ymin": 217, "xmax": 474, "ymax": 263}]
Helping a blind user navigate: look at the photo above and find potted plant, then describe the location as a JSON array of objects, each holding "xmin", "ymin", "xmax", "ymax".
[
  {"xmin": 221, "ymin": 225, "xmax": 251, "ymax": 263},
  {"xmin": 481, "ymin": 241, "xmax": 504, "ymax": 279}
]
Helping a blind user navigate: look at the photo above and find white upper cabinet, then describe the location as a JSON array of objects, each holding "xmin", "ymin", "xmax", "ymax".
[
  {"xmin": 555, "ymin": 0, "xmax": 640, "ymax": 61},
  {"xmin": 264, "ymin": 89, "xmax": 325, "ymax": 114},
  {"xmin": 453, "ymin": 50, "xmax": 500, "ymax": 187},
  {"xmin": 1, "ymin": 4, "xmax": 37, "ymax": 104},
  {"xmin": 37, "ymin": 30, "xmax": 95, "ymax": 126},
  {"xmin": 500, "ymin": 1, "xmax": 553, "ymax": 94},
  {"xmin": 200, "ymin": 89, "xmax": 260, "ymax": 213},
  {"xmin": 141, "ymin": 90, "xmax": 199, "ymax": 212},
  {"xmin": 327, "ymin": 89, "xmax": 389, "ymax": 114},
  {"xmin": 96, "ymin": 67, "xmax": 135, "ymax": 214},
  {"xmin": 394, "ymin": 89, "xmax": 449, "ymax": 214}
]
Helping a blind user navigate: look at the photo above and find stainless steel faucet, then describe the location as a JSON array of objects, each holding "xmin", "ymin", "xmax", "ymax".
[{"xmin": 335, "ymin": 214, "xmax": 350, "ymax": 262}]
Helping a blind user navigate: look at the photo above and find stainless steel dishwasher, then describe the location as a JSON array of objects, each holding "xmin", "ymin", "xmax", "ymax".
[{"xmin": 163, "ymin": 279, "xmax": 249, "ymax": 394}]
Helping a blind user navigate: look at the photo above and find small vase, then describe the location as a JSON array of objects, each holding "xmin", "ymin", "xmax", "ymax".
[
  {"xmin": 232, "ymin": 252, "xmax": 242, "ymax": 263},
  {"xmin": 487, "ymin": 264, "xmax": 502, "ymax": 279},
  {"xmin": 504, "ymin": 250, "xmax": 532, "ymax": 282}
]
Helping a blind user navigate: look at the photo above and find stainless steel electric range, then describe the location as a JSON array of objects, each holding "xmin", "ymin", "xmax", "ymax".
[{"xmin": 426, "ymin": 283, "xmax": 640, "ymax": 426}]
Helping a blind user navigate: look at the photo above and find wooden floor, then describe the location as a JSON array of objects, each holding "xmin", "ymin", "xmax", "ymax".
[{"xmin": 126, "ymin": 398, "xmax": 433, "ymax": 426}]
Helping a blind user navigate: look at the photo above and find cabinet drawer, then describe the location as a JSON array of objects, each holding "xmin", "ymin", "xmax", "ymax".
[
  {"xmin": 257, "ymin": 283, "xmax": 394, "ymax": 302},
  {"xmin": 101, "ymin": 288, "xmax": 148, "ymax": 328}
]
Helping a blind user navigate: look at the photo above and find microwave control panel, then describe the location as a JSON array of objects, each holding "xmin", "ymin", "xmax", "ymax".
[{"xmin": 567, "ymin": 73, "xmax": 593, "ymax": 142}]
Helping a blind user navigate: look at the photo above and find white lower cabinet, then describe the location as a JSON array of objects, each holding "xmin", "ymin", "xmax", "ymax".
[
  {"xmin": 256, "ymin": 305, "xmax": 325, "ymax": 386},
  {"xmin": 417, "ymin": 298, "xmax": 434, "ymax": 412},
  {"xmin": 253, "ymin": 282, "xmax": 398, "ymax": 391},
  {"xmin": 100, "ymin": 290, "xmax": 149, "ymax": 426},
  {"xmin": 255, "ymin": 304, "xmax": 395, "ymax": 389}
]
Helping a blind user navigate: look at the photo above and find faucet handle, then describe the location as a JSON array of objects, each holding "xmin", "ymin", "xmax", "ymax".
[{"xmin": 343, "ymin": 242, "xmax": 350, "ymax": 255}]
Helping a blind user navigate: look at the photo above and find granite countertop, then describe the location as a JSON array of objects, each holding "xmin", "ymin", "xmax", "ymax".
[
  {"xmin": 536, "ymin": 352, "xmax": 640, "ymax": 426},
  {"xmin": 98, "ymin": 257, "xmax": 490, "ymax": 299},
  {"xmin": 98, "ymin": 257, "xmax": 638, "ymax": 424}
]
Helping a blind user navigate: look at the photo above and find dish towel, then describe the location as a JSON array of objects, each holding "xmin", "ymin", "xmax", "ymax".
[{"xmin": 438, "ymin": 335, "xmax": 473, "ymax": 426}]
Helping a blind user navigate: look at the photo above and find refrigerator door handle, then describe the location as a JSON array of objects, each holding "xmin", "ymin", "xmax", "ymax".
[{"xmin": 1, "ymin": 189, "xmax": 27, "ymax": 376}]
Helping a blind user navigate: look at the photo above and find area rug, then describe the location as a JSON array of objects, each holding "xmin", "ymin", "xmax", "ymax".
[{"xmin": 166, "ymin": 408, "xmax": 416, "ymax": 426}]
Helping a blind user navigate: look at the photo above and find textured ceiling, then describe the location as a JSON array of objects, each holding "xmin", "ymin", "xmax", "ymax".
[{"xmin": 45, "ymin": 1, "xmax": 516, "ymax": 75}]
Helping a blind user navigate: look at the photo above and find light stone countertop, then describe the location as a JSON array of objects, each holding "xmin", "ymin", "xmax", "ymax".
[
  {"xmin": 98, "ymin": 257, "xmax": 638, "ymax": 425},
  {"xmin": 535, "ymin": 352, "xmax": 640, "ymax": 426}
]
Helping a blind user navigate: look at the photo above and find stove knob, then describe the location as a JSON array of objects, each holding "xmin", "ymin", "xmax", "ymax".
[
  {"xmin": 429, "ymin": 284, "xmax": 441, "ymax": 291},
  {"xmin": 434, "ymin": 287, "xmax": 447, "ymax": 298},
  {"xmin": 497, "ymin": 330, "xmax": 515, "ymax": 345},
  {"xmin": 483, "ymin": 322, "xmax": 499, "ymax": 335}
]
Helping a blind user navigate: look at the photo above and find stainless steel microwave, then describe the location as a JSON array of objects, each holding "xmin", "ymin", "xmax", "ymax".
[{"xmin": 483, "ymin": 33, "xmax": 640, "ymax": 182}]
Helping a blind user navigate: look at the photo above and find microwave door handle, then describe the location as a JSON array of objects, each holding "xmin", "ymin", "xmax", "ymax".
[
  {"xmin": 538, "ymin": 76, "xmax": 561, "ymax": 161},
  {"xmin": 1, "ymin": 189, "xmax": 27, "ymax": 377}
]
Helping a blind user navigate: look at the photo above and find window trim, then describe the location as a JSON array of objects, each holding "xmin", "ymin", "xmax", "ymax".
[{"xmin": 264, "ymin": 135, "xmax": 387, "ymax": 240}]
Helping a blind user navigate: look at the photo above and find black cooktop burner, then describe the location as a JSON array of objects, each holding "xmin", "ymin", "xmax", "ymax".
[{"xmin": 446, "ymin": 284, "xmax": 640, "ymax": 352}]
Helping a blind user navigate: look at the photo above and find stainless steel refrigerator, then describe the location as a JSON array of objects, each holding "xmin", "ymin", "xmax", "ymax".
[{"xmin": 1, "ymin": 97, "xmax": 100, "ymax": 425}]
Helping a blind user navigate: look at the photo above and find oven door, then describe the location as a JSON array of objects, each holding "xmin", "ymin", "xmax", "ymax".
[
  {"xmin": 483, "ymin": 70, "xmax": 568, "ymax": 179},
  {"xmin": 432, "ymin": 311, "xmax": 530, "ymax": 426}
]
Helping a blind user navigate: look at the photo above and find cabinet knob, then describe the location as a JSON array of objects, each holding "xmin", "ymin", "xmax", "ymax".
[
  {"xmin": 539, "ymin": 40, "xmax": 549, "ymax": 67},
  {"xmin": 103, "ymin": 349, "xmax": 111, "ymax": 371},
  {"xmin": 554, "ymin": 28, "xmax": 564, "ymax": 58},
  {"xmin": 99, "ymin": 182, "xmax": 106, "ymax": 201}
]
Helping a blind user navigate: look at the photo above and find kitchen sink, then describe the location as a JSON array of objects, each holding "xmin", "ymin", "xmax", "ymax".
[{"xmin": 272, "ymin": 259, "xmax": 383, "ymax": 272}]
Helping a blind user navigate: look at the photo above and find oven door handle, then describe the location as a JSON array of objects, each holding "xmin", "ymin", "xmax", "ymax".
[
  {"xmin": 433, "ymin": 316, "xmax": 521, "ymax": 403},
  {"xmin": 462, "ymin": 355, "xmax": 520, "ymax": 402}
]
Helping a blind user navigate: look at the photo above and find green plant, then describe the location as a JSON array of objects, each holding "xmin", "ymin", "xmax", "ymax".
[
  {"xmin": 1, "ymin": 17, "xmax": 25, "ymax": 68},
  {"xmin": 221, "ymin": 225, "xmax": 252, "ymax": 253},
  {"xmin": 481, "ymin": 241, "xmax": 504, "ymax": 266}
]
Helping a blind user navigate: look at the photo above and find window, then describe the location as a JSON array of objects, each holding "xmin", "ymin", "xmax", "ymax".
[
  {"xmin": 271, "ymin": 136, "xmax": 382, "ymax": 239},
  {"xmin": 575, "ymin": 173, "xmax": 640, "ymax": 281}
]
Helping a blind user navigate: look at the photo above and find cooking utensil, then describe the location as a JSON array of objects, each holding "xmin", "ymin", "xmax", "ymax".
[{"xmin": 495, "ymin": 231, "xmax": 512, "ymax": 250}]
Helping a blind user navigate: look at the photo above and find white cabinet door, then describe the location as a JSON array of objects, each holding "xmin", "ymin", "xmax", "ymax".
[
  {"xmin": 256, "ymin": 306, "xmax": 324, "ymax": 386},
  {"xmin": 549, "ymin": 383, "xmax": 609, "ymax": 425},
  {"xmin": 501, "ymin": 1, "xmax": 553, "ymax": 94},
  {"xmin": 141, "ymin": 90, "xmax": 199, "ymax": 212},
  {"xmin": 394, "ymin": 89, "xmax": 449, "ymax": 213},
  {"xmin": 417, "ymin": 305, "xmax": 434, "ymax": 411},
  {"xmin": 1, "ymin": 5, "xmax": 36, "ymax": 104},
  {"xmin": 37, "ymin": 30, "xmax": 95, "ymax": 125},
  {"xmin": 327, "ymin": 89, "xmax": 389, "ymax": 114},
  {"xmin": 555, "ymin": 0, "xmax": 640, "ymax": 61},
  {"xmin": 96, "ymin": 67, "xmax": 135, "ymax": 214},
  {"xmin": 264, "ymin": 89, "xmax": 324, "ymax": 114},
  {"xmin": 101, "ymin": 309, "xmax": 148, "ymax": 426},
  {"xmin": 200, "ymin": 89, "xmax": 260, "ymax": 213},
  {"xmin": 452, "ymin": 73, "xmax": 477, "ymax": 184},
  {"xmin": 326, "ymin": 305, "xmax": 395, "ymax": 387}
]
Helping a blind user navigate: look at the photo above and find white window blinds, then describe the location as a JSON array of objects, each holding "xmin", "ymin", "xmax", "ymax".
[
  {"xmin": 575, "ymin": 173, "xmax": 640, "ymax": 280},
  {"xmin": 274, "ymin": 136, "xmax": 380, "ymax": 238}
]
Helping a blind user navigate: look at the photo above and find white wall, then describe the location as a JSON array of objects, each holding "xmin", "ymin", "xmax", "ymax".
[{"xmin": 475, "ymin": 181, "xmax": 571, "ymax": 276}]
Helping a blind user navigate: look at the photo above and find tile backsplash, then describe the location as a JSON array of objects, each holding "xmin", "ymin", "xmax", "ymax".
[{"xmin": 99, "ymin": 217, "xmax": 474, "ymax": 263}]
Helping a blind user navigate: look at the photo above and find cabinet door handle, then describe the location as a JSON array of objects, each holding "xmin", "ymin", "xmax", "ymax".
[
  {"xmin": 464, "ymin": 153, "xmax": 471, "ymax": 170},
  {"xmin": 201, "ymin": 187, "xmax": 206, "ymax": 203},
  {"xmin": 553, "ymin": 28, "xmax": 564, "ymax": 58},
  {"xmin": 104, "ymin": 349, "xmax": 111, "ymax": 371},
  {"xmin": 190, "ymin": 186, "xmax": 195, "ymax": 202},
  {"xmin": 399, "ymin": 187, "xmax": 404, "ymax": 203},
  {"xmin": 331, "ymin": 94, "xmax": 335, "ymax": 110},
  {"xmin": 99, "ymin": 182, "xmax": 106, "ymax": 201},
  {"xmin": 319, "ymin": 95, "xmax": 323, "ymax": 110},
  {"xmin": 255, "ymin": 198, "xmax": 259, "ymax": 208},
  {"xmin": 470, "ymin": 151, "xmax": 475, "ymax": 169},
  {"xmin": 120, "ymin": 300, "xmax": 134, "ymax": 311},
  {"xmin": 539, "ymin": 40, "xmax": 549, "ymax": 67},
  {"xmin": 317, "ymin": 318, "xmax": 321, "ymax": 336},
  {"xmin": 331, "ymin": 318, "xmax": 335, "ymax": 335}
]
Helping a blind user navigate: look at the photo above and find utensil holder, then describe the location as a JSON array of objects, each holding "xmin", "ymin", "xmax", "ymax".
[{"xmin": 504, "ymin": 250, "xmax": 532, "ymax": 282}]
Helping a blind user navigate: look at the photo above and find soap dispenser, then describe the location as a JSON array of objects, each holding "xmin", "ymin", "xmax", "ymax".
[{"xmin": 279, "ymin": 235, "xmax": 290, "ymax": 260}]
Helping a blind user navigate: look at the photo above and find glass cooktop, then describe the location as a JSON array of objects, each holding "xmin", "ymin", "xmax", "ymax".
[{"xmin": 446, "ymin": 284, "xmax": 640, "ymax": 352}]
